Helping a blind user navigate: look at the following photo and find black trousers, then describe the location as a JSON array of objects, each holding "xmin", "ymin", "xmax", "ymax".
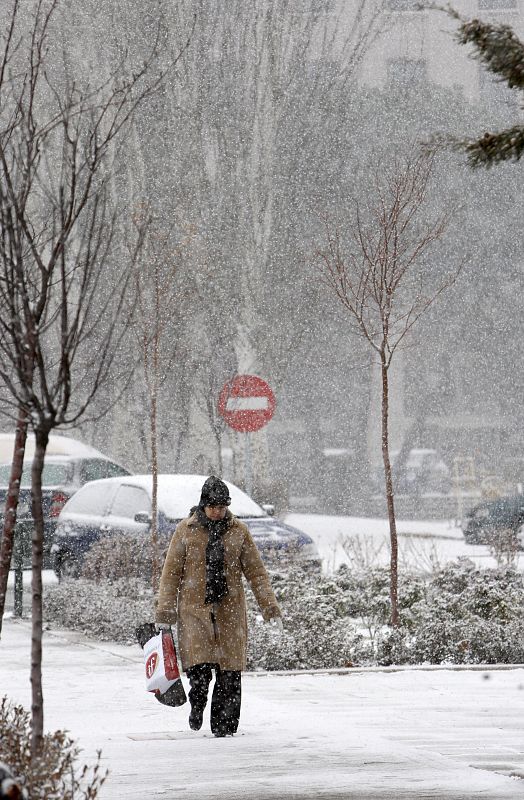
[{"xmin": 186, "ymin": 663, "xmax": 241, "ymax": 735}]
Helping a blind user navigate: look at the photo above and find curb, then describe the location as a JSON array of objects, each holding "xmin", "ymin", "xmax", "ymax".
[
  {"xmin": 7, "ymin": 619, "xmax": 524, "ymax": 676},
  {"xmin": 247, "ymin": 663, "xmax": 524, "ymax": 677}
]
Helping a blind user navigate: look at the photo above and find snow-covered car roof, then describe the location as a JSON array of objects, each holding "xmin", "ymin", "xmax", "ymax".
[
  {"xmin": 0, "ymin": 454, "xmax": 105, "ymax": 466},
  {"xmin": 78, "ymin": 474, "xmax": 267, "ymax": 520},
  {"xmin": 0, "ymin": 433, "xmax": 111, "ymax": 463}
]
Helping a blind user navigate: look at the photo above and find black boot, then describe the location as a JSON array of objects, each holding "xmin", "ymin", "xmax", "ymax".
[
  {"xmin": 189, "ymin": 706, "xmax": 204, "ymax": 731},
  {"xmin": 210, "ymin": 668, "xmax": 241, "ymax": 737},
  {"xmin": 187, "ymin": 664, "xmax": 213, "ymax": 732}
]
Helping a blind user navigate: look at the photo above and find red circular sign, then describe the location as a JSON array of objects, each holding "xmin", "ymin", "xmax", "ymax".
[
  {"xmin": 218, "ymin": 375, "xmax": 276, "ymax": 433},
  {"xmin": 145, "ymin": 652, "xmax": 158, "ymax": 679}
]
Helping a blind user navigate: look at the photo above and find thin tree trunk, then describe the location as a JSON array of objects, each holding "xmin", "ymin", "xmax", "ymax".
[
  {"xmin": 381, "ymin": 359, "xmax": 400, "ymax": 627},
  {"xmin": 150, "ymin": 330, "xmax": 159, "ymax": 593},
  {"xmin": 0, "ymin": 409, "xmax": 29, "ymax": 634},
  {"xmin": 215, "ymin": 428, "xmax": 223, "ymax": 475},
  {"xmin": 30, "ymin": 428, "xmax": 49, "ymax": 756},
  {"xmin": 209, "ymin": 403, "xmax": 224, "ymax": 475}
]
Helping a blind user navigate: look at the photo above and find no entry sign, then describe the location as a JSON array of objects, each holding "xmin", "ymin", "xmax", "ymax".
[{"xmin": 218, "ymin": 375, "xmax": 276, "ymax": 433}]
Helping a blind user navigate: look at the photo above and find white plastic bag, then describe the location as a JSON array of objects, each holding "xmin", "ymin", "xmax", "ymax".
[{"xmin": 143, "ymin": 629, "xmax": 181, "ymax": 695}]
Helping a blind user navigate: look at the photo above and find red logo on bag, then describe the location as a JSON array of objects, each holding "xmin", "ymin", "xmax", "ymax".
[{"xmin": 145, "ymin": 652, "xmax": 158, "ymax": 679}]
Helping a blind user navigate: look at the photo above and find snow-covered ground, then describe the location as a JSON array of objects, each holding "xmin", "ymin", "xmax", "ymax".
[
  {"xmin": 1, "ymin": 620, "xmax": 524, "ymax": 799},
  {"xmin": 2, "ymin": 514, "xmax": 524, "ymax": 798},
  {"xmin": 285, "ymin": 513, "xmax": 523, "ymax": 574}
]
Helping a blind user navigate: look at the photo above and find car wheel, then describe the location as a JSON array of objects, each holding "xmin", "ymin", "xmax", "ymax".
[{"xmin": 56, "ymin": 552, "xmax": 79, "ymax": 581}]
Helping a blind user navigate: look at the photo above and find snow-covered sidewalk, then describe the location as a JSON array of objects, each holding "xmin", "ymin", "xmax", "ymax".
[{"xmin": 1, "ymin": 619, "xmax": 524, "ymax": 799}]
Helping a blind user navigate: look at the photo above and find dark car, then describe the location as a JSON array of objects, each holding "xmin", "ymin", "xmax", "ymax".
[
  {"xmin": 372, "ymin": 448, "xmax": 451, "ymax": 496},
  {"xmin": 0, "ymin": 454, "xmax": 131, "ymax": 567},
  {"xmin": 461, "ymin": 494, "xmax": 524, "ymax": 546},
  {"xmin": 51, "ymin": 473, "xmax": 322, "ymax": 579}
]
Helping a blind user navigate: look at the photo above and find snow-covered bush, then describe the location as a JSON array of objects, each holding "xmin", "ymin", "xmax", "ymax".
[
  {"xmin": 80, "ymin": 534, "xmax": 169, "ymax": 582},
  {"xmin": 0, "ymin": 696, "xmax": 106, "ymax": 799},
  {"xmin": 246, "ymin": 566, "xmax": 424, "ymax": 670},
  {"xmin": 376, "ymin": 559, "xmax": 524, "ymax": 665},
  {"xmin": 335, "ymin": 564, "xmax": 426, "ymax": 644},
  {"xmin": 44, "ymin": 578, "xmax": 155, "ymax": 643},
  {"xmin": 44, "ymin": 557, "xmax": 524, "ymax": 666},
  {"xmin": 246, "ymin": 569, "xmax": 372, "ymax": 670}
]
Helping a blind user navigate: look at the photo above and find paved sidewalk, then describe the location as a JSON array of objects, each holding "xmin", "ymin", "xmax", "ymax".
[{"xmin": 1, "ymin": 619, "xmax": 524, "ymax": 799}]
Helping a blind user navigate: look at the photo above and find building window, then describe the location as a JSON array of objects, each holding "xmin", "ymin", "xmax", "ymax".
[
  {"xmin": 478, "ymin": 0, "xmax": 517, "ymax": 9},
  {"xmin": 388, "ymin": 0, "xmax": 422, "ymax": 10},
  {"xmin": 291, "ymin": 0, "xmax": 334, "ymax": 14}
]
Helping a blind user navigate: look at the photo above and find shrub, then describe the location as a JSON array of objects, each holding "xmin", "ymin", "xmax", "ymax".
[
  {"xmin": 80, "ymin": 533, "xmax": 169, "ymax": 582},
  {"xmin": 376, "ymin": 559, "xmax": 524, "ymax": 665},
  {"xmin": 0, "ymin": 696, "xmax": 106, "ymax": 799},
  {"xmin": 333, "ymin": 564, "xmax": 427, "ymax": 649},
  {"xmin": 44, "ymin": 578, "xmax": 155, "ymax": 644},
  {"xmin": 44, "ymin": 556, "xmax": 524, "ymax": 667},
  {"xmin": 246, "ymin": 568, "xmax": 372, "ymax": 670}
]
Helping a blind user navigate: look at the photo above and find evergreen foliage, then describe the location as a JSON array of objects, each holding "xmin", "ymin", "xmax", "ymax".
[
  {"xmin": 246, "ymin": 569, "xmax": 370, "ymax": 670},
  {"xmin": 453, "ymin": 15, "xmax": 524, "ymax": 166},
  {"xmin": 458, "ymin": 19, "xmax": 524, "ymax": 93}
]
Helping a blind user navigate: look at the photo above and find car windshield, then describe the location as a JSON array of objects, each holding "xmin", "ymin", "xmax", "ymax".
[
  {"xmin": 80, "ymin": 459, "xmax": 129, "ymax": 482},
  {"xmin": 155, "ymin": 475, "xmax": 266, "ymax": 520},
  {"xmin": 0, "ymin": 461, "xmax": 71, "ymax": 487}
]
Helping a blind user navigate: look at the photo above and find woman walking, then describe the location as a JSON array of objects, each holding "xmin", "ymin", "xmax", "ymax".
[{"xmin": 155, "ymin": 475, "xmax": 282, "ymax": 737}]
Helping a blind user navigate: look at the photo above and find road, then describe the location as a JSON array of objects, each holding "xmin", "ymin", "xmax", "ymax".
[{"xmin": 286, "ymin": 513, "xmax": 524, "ymax": 574}]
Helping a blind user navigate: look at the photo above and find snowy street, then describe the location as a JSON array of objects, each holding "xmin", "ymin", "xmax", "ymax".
[
  {"xmin": 1, "ymin": 619, "xmax": 524, "ymax": 799},
  {"xmin": 285, "ymin": 514, "xmax": 523, "ymax": 574}
]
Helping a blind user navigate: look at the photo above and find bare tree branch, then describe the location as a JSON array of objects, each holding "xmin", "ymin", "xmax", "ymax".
[
  {"xmin": 0, "ymin": 0, "xmax": 188, "ymax": 754},
  {"xmin": 314, "ymin": 146, "xmax": 461, "ymax": 627}
]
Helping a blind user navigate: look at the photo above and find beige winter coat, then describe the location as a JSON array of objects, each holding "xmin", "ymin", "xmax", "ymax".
[{"xmin": 155, "ymin": 511, "xmax": 281, "ymax": 671}]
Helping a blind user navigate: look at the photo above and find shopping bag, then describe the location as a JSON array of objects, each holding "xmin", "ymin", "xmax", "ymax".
[{"xmin": 136, "ymin": 622, "xmax": 187, "ymax": 707}]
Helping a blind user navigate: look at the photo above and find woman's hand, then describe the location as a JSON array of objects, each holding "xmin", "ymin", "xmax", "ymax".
[{"xmin": 156, "ymin": 623, "xmax": 173, "ymax": 633}]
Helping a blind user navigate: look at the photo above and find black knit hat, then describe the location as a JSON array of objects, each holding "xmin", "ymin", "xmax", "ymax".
[{"xmin": 199, "ymin": 476, "xmax": 231, "ymax": 507}]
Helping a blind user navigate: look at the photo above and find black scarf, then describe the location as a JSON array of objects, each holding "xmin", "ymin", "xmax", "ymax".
[{"xmin": 195, "ymin": 508, "xmax": 229, "ymax": 605}]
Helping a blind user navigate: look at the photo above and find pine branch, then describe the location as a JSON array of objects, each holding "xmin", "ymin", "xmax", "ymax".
[
  {"xmin": 440, "ymin": 8, "xmax": 524, "ymax": 166},
  {"xmin": 462, "ymin": 125, "xmax": 524, "ymax": 167},
  {"xmin": 457, "ymin": 19, "xmax": 524, "ymax": 92}
]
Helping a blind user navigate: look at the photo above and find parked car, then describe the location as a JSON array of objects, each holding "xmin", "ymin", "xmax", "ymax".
[
  {"xmin": 51, "ymin": 474, "xmax": 322, "ymax": 579},
  {"xmin": 461, "ymin": 494, "xmax": 524, "ymax": 546},
  {"xmin": 0, "ymin": 434, "xmax": 131, "ymax": 566},
  {"xmin": 372, "ymin": 448, "xmax": 451, "ymax": 496},
  {"xmin": 0, "ymin": 432, "xmax": 123, "ymax": 464}
]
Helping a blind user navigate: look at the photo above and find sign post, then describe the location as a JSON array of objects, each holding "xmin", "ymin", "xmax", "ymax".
[{"xmin": 218, "ymin": 374, "xmax": 276, "ymax": 496}]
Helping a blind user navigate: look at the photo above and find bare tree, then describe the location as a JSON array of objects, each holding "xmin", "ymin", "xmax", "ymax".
[
  {"xmin": 0, "ymin": 0, "xmax": 185, "ymax": 754},
  {"xmin": 132, "ymin": 206, "xmax": 196, "ymax": 590},
  {"xmin": 315, "ymin": 148, "xmax": 461, "ymax": 626},
  {"xmin": 197, "ymin": 364, "xmax": 235, "ymax": 477}
]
